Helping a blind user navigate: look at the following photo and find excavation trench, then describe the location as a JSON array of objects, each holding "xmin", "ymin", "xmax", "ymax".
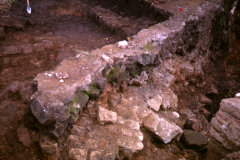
[{"xmin": 0, "ymin": 0, "xmax": 240, "ymax": 160}]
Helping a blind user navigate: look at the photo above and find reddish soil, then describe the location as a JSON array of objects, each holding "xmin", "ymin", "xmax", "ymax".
[{"xmin": 0, "ymin": 0, "xmax": 240, "ymax": 159}]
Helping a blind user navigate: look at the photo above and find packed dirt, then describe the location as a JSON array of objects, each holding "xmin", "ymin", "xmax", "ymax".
[{"xmin": 0, "ymin": 0, "xmax": 240, "ymax": 159}]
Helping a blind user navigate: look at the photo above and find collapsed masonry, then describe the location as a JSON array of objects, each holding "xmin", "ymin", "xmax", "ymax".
[{"xmin": 26, "ymin": 0, "xmax": 240, "ymax": 159}]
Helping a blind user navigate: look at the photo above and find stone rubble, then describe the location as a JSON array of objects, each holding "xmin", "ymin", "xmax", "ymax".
[
  {"xmin": 97, "ymin": 106, "xmax": 118, "ymax": 125},
  {"xmin": 143, "ymin": 113, "xmax": 183, "ymax": 144}
]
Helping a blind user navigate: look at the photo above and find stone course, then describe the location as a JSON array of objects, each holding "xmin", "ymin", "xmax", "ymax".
[{"xmin": 207, "ymin": 98, "xmax": 240, "ymax": 159}]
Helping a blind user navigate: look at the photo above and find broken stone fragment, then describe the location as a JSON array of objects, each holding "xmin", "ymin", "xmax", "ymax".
[
  {"xmin": 97, "ymin": 106, "xmax": 117, "ymax": 125},
  {"xmin": 117, "ymin": 116, "xmax": 125, "ymax": 124},
  {"xmin": 198, "ymin": 94, "xmax": 212, "ymax": 104},
  {"xmin": 208, "ymin": 84, "xmax": 218, "ymax": 94},
  {"xmin": 181, "ymin": 129, "xmax": 208, "ymax": 149},
  {"xmin": 172, "ymin": 112, "xmax": 180, "ymax": 119},
  {"xmin": 118, "ymin": 40, "xmax": 128, "ymax": 49},
  {"xmin": 235, "ymin": 93, "xmax": 240, "ymax": 99},
  {"xmin": 161, "ymin": 89, "xmax": 178, "ymax": 110},
  {"xmin": 129, "ymin": 71, "xmax": 148, "ymax": 86},
  {"xmin": 147, "ymin": 95, "xmax": 162, "ymax": 111},
  {"xmin": 179, "ymin": 108, "xmax": 196, "ymax": 120},
  {"xmin": 179, "ymin": 61, "xmax": 194, "ymax": 77},
  {"xmin": 17, "ymin": 124, "xmax": 31, "ymax": 147},
  {"xmin": 125, "ymin": 119, "xmax": 140, "ymax": 130},
  {"xmin": 199, "ymin": 107, "xmax": 210, "ymax": 120},
  {"xmin": 143, "ymin": 113, "xmax": 183, "ymax": 143},
  {"xmin": 55, "ymin": 71, "xmax": 69, "ymax": 79}
]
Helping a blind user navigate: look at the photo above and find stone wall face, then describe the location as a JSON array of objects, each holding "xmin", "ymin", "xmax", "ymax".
[{"xmin": 207, "ymin": 98, "xmax": 240, "ymax": 159}]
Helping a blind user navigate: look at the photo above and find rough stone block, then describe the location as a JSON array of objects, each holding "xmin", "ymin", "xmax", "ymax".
[
  {"xmin": 147, "ymin": 95, "xmax": 162, "ymax": 111},
  {"xmin": 161, "ymin": 89, "xmax": 178, "ymax": 110},
  {"xmin": 132, "ymin": 130, "xmax": 144, "ymax": 141},
  {"xmin": 117, "ymin": 137, "xmax": 133, "ymax": 149},
  {"xmin": 20, "ymin": 44, "xmax": 33, "ymax": 54},
  {"xmin": 17, "ymin": 125, "xmax": 31, "ymax": 147},
  {"xmin": 143, "ymin": 113, "xmax": 160, "ymax": 132},
  {"xmin": 42, "ymin": 40, "xmax": 54, "ymax": 49},
  {"xmin": 121, "ymin": 128, "xmax": 132, "ymax": 137},
  {"xmin": 71, "ymin": 125, "xmax": 86, "ymax": 136},
  {"xmin": 179, "ymin": 108, "xmax": 196, "ymax": 120},
  {"xmin": 155, "ymin": 117, "xmax": 183, "ymax": 143},
  {"xmin": 181, "ymin": 129, "xmax": 208, "ymax": 149},
  {"xmin": 86, "ymin": 139, "xmax": 98, "ymax": 149},
  {"xmin": 1, "ymin": 46, "xmax": 22, "ymax": 57},
  {"xmin": 117, "ymin": 116, "xmax": 125, "ymax": 124},
  {"xmin": 30, "ymin": 93, "xmax": 69, "ymax": 126},
  {"xmin": 125, "ymin": 119, "xmax": 140, "ymax": 130},
  {"xmin": 179, "ymin": 61, "xmax": 194, "ymax": 76},
  {"xmin": 97, "ymin": 106, "xmax": 117, "ymax": 125}
]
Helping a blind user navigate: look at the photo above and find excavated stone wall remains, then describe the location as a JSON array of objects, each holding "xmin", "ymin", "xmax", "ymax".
[
  {"xmin": 1, "ymin": 0, "xmax": 239, "ymax": 159},
  {"xmin": 27, "ymin": 0, "xmax": 238, "ymax": 159}
]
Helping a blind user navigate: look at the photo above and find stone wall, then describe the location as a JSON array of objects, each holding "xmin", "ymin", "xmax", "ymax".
[
  {"xmin": 207, "ymin": 97, "xmax": 240, "ymax": 159},
  {"xmin": 28, "ymin": 0, "xmax": 224, "ymax": 158}
]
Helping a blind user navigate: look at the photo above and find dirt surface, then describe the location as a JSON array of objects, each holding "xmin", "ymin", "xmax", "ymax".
[{"xmin": 0, "ymin": 0, "xmax": 240, "ymax": 159}]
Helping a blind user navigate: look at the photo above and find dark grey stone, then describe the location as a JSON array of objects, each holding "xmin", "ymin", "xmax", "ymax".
[
  {"xmin": 181, "ymin": 129, "xmax": 208, "ymax": 149},
  {"xmin": 96, "ymin": 76, "xmax": 107, "ymax": 90}
]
